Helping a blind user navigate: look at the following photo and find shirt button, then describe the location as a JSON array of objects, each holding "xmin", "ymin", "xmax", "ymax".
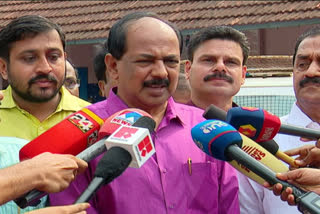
[
  {"xmin": 162, "ymin": 169, "xmax": 167, "ymax": 173},
  {"xmin": 169, "ymin": 204, "xmax": 175, "ymax": 209}
]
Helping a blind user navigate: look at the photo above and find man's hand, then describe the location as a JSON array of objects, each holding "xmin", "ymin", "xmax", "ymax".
[
  {"xmin": 25, "ymin": 203, "xmax": 90, "ymax": 214},
  {"xmin": 25, "ymin": 152, "xmax": 88, "ymax": 193},
  {"xmin": 285, "ymin": 145, "xmax": 320, "ymax": 168},
  {"xmin": 264, "ymin": 168, "xmax": 320, "ymax": 205}
]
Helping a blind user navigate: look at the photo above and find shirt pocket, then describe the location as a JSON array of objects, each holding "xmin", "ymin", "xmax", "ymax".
[{"xmin": 182, "ymin": 161, "xmax": 219, "ymax": 212}]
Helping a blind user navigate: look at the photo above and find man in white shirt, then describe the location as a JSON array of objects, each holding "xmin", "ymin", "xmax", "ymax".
[{"xmin": 239, "ymin": 27, "xmax": 320, "ymax": 214}]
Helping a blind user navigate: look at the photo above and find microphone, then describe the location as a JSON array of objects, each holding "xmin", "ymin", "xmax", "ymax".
[
  {"xmin": 14, "ymin": 109, "xmax": 155, "ymax": 209},
  {"xmin": 19, "ymin": 108, "xmax": 105, "ymax": 161},
  {"xmin": 191, "ymin": 119, "xmax": 320, "ymax": 214},
  {"xmin": 74, "ymin": 146, "xmax": 132, "ymax": 203},
  {"xmin": 203, "ymin": 104, "xmax": 297, "ymax": 167},
  {"xmin": 105, "ymin": 123, "xmax": 156, "ymax": 168},
  {"xmin": 192, "ymin": 119, "xmax": 288, "ymax": 185},
  {"xmin": 227, "ymin": 107, "xmax": 320, "ymax": 141}
]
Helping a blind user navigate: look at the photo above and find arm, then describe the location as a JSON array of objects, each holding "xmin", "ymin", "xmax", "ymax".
[
  {"xmin": 26, "ymin": 203, "xmax": 90, "ymax": 214},
  {"xmin": 0, "ymin": 152, "xmax": 87, "ymax": 205}
]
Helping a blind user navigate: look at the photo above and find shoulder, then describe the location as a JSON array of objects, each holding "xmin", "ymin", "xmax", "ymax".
[
  {"xmin": 86, "ymin": 99, "xmax": 110, "ymax": 119},
  {"xmin": 173, "ymin": 102, "xmax": 205, "ymax": 125}
]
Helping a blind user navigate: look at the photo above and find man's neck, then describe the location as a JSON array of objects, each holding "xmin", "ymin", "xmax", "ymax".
[
  {"xmin": 297, "ymin": 101, "xmax": 320, "ymax": 123},
  {"xmin": 191, "ymin": 94, "xmax": 233, "ymax": 111},
  {"xmin": 12, "ymin": 93, "xmax": 61, "ymax": 122}
]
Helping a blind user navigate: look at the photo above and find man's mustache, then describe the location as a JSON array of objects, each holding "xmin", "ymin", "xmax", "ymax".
[
  {"xmin": 144, "ymin": 79, "xmax": 170, "ymax": 87},
  {"xmin": 299, "ymin": 77, "xmax": 320, "ymax": 87},
  {"xmin": 203, "ymin": 72, "xmax": 234, "ymax": 84},
  {"xmin": 29, "ymin": 74, "xmax": 57, "ymax": 85}
]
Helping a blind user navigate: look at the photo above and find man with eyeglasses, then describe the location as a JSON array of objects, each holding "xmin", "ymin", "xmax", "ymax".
[{"xmin": 64, "ymin": 60, "xmax": 80, "ymax": 97}]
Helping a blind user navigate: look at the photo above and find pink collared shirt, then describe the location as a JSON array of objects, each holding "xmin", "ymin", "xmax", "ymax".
[{"xmin": 49, "ymin": 89, "xmax": 239, "ymax": 214}]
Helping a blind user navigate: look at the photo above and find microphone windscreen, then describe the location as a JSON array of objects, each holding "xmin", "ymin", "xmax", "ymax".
[
  {"xmin": 227, "ymin": 107, "xmax": 281, "ymax": 142},
  {"xmin": 95, "ymin": 146, "xmax": 132, "ymax": 181},
  {"xmin": 98, "ymin": 108, "xmax": 152, "ymax": 139},
  {"xmin": 19, "ymin": 108, "xmax": 104, "ymax": 161},
  {"xmin": 203, "ymin": 104, "xmax": 227, "ymax": 121},
  {"xmin": 191, "ymin": 119, "xmax": 242, "ymax": 161}
]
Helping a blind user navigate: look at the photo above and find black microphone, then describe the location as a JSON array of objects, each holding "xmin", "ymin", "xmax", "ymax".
[
  {"xmin": 192, "ymin": 119, "xmax": 320, "ymax": 214},
  {"xmin": 74, "ymin": 146, "xmax": 132, "ymax": 203},
  {"xmin": 15, "ymin": 116, "xmax": 156, "ymax": 209}
]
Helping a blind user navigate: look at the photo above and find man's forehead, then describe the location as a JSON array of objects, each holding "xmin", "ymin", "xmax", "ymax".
[
  {"xmin": 298, "ymin": 35, "xmax": 320, "ymax": 51},
  {"xmin": 128, "ymin": 17, "xmax": 175, "ymax": 35},
  {"xmin": 196, "ymin": 39, "xmax": 243, "ymax": 56}
]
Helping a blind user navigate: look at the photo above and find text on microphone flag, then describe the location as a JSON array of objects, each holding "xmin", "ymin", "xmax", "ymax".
[{"xmin": 68, "ymin": 112, "xmax": 95, "ymax": 133}]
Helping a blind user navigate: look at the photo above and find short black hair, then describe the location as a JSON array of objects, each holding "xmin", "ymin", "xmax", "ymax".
[
  {"xmin": 293, "ymin": 27, "xmax": 320, "ymax": 65},
  {"xmin": 187, "ymin": 26, "xmax": 250, "ymax": 65},
  {"xmin": 0, "ymin": 15, "xmax": 65, "ymax": 62},
  {"xmin": 107, "ymin": 11, "xmax": 183, "ymax": 60},
  {"xmin": 93, "ymin": 42, "xmax": 108, "ymax": 82}
]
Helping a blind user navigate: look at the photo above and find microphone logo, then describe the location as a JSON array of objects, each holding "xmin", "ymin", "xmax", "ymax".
[
  {"xmin": 111, "ymin": 111, "xmax": 144, "ymax": 126},
  {"xmin": 238, "ymin": 124, "xmax": 257, "ymax": 137},
  {"xmin": 200, "ymin": 120, "xmax": 228, "ymax": 134},
  {"xmin": 69, "ymin": 113, "xmax": 94, "ymax": 133},
  {"xmin": 113, "ymin": 126, "xmax": 138, "ymax": 139},
  {"xmin": 137, "ymin": 136, "xmax": 153, "ymax": 157}
]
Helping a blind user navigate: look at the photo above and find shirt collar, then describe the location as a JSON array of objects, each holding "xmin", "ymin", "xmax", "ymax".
[
  {"xmin": 0, "ymin": 86, "xmax": 85, "ymax": 112},
  {"xmin": 107, "ymin": 88, "xmax": 184, "ymax": 127},
  {"xmin": 286, "ymin": 102, "xmax": 313, "ymax": 128}
]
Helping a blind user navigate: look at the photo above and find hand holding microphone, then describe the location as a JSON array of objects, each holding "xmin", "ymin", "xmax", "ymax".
[
  {"xmin": 284, "ymin": 145, "xmax": 320, "ymax": 168},
  {"xmin": 15, "ymin": 108, "xmax": 156, "ymax": 209},
  {"xmin": 265, "ymin": 168, "xmax": 320, "ymax": 206},
  {"xmin": 29, "ymin": 152, "xmax": 87, "ymax": 194}
]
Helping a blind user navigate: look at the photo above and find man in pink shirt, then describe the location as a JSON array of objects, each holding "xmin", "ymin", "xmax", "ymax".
[{"xmin": 50, "ymin": 11, "xmax": 239, "ymax": 214}]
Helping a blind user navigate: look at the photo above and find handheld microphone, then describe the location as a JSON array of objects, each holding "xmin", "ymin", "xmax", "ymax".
[
  {"xmin": 203, "ymin": 104, "xmax": 297, "ymax": 167},
  {"xmin": 192, "ymin": 119, "xmax": 320, "ymax": 214},
  {"xmin": 15, "ymin": 109, "xmax": 155, "ymax": 209},
  {"xmin": 192, "ymin": 119, "xmax": 288, "ymax": 185},
  {"xmin": 227, "ymin": 107, "xmax": 320, "ymax": 141},
  {"xmin": 19, "ymin": 108, "xmax": 105, "ymax": 161},
  {"xmin": 74, "ymin": 146, "xmax": 132, "ymax": 204},
  {"xmin": 105, "ymin": 123, "xmax": 155, "ymax": 168}
]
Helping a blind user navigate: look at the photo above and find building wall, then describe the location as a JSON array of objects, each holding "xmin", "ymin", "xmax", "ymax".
[{"xmin": 260, "ymin": 24, "xmax": 320, "ymax": 55}]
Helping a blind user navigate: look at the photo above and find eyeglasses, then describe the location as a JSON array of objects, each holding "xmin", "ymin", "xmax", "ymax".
[{"xmin": 64, "ymin": 77, "xmax": 80, "ymax": 89}]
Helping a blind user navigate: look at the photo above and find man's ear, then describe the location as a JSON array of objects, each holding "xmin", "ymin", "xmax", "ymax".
[
  {"xmin": 184, "ymin": 60, "xmax": 192, "ymax": 80},
  {"xmin": 0, "ymin": 58, "xmax": 8, "ymax": 80},
  {"xmin": 105, "ymin": 53, "xmax": 119, "ymax": 81},
  {"xmin": 98, "ymin": 80, "xmax": 106, "ymax": 97},
  {"xmin": 241, "ymin": 65, "xmax": 247, "ymax": 85}
]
